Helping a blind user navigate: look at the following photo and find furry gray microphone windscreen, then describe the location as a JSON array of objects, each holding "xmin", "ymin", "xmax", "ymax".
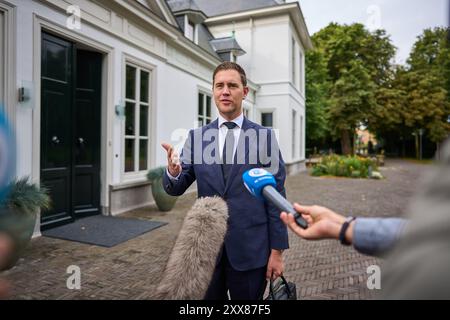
[{"xmin": 155, "ymin": 196, "xmax": 228, "ymax": 299}]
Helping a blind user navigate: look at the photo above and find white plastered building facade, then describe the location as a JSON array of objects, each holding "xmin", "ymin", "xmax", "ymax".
[{"xmin": 0, "ymin": 0, "xmax": 311, "ymax": 234}]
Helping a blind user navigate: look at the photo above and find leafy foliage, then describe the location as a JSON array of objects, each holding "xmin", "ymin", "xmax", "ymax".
[
  {"xmin": 374, "ymin": 27, "xmax": 450, "ymax": 151},
  {"xmin": 1, "ymin": 177, "xmax": 51, "ymax": 215},
  {"xmin": 307, "ymin": 23, "xmax": 396, "ymax": 154},
  {"xmin": 305, "ymin": 49, "xmax": 330, "ymax": 146},
  {"xmin": 311, "ymin": 155, "xmax": 378, "ymax": 178},
  {"xmin": 306, "ymin": 24, "xmax": 450, "ymax": 156}
]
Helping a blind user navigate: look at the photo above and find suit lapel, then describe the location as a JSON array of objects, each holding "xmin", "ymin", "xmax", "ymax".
[{"xmin": 202, "ymin": 119, "xmax": 225, "ymax": 193}]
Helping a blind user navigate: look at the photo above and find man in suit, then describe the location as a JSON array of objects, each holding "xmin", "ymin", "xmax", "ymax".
[{"xmin": 161, "ymin": 62, "xmax": 289, "ymax": 300}]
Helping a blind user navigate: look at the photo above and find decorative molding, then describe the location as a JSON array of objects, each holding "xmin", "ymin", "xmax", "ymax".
[
  {"xmin": 205, "ymin": 3, "xmax": 297, "ymax": 24},
  {"xmin": 38, "ymin": 0, "xmax": 166, "ymax": 59},
  {"xmin": 77, "ymin": 0, "xmax": 111, "ymax": 24},
  {"xmin": 38, "ymin": 0, "xmax": 219, "ymax": 72},
  {"xmin": 111, "ymin": 11, "xmax": 124, "ymax": 33},
  {"xmin": 166, "ymin": 43, "xmax": 213, "ymax": 83},
  {"xmin": 128, "ymin": 22, "xmax": 155, "ymax": 47}
]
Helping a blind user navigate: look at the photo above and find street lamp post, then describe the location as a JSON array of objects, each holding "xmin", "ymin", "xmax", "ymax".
[{"xmin": 419, "ymin": 129, "xmax": 424, "ymax": 161}]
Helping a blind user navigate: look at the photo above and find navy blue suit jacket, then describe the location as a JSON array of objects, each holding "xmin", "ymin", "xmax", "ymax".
[{"xmin": 163, "ymin": 117, "xmax": 289, "ymax": 271}]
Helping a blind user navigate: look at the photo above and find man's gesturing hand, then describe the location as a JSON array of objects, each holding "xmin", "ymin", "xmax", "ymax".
[{"xmin": 162, "ymin": 143, "xmax": 182, "ymax": 177}]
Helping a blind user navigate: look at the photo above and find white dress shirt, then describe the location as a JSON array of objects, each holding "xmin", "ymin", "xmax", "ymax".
[
  {"xmin": 167, "ymin": 112, "xmax": 244, "ymax": 180},
  {"xmin": 217, "ymin": 112, "xmax": 243, "ymax": 160}
]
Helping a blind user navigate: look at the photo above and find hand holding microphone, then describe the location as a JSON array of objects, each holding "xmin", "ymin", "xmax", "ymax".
[
  {"xmin": 242, "ymin": 168, "xmax": 308, "ymax": 229},
  {"xmin": 280, "ymin": 203, "xmax": 351, "ymax": 241}
]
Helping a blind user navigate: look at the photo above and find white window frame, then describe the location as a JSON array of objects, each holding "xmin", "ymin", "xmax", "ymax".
[
  {"xmin": 300, "ymin": 115, "xmax": 304, "ymax": 159},
  {"xmin": 243, "ymin": 108, "xmax": 249, "ymax": 118},
  {"xmin": 242, "ymin": 99, "xmax": 252, "ymax": 120},
  {"xmin": 231, "ymin": 52, "xmax": 237, "ymax": 63},
  {"xmin": 122, "ymin": 58, "xmax": 153, "ymax": 180},
  {"xmin": 0, "ymin": 2, "xmax": 16, "ymax": 122},
  {"xmin": 291, "ymin": 37, "xmax": 297, "ymax": 88},
  {"xmin": 184, "ymin": 16, "xmax": 197, "ymax": 43},
  {"xmin": 198, "ymin": 91, "xmax": 212, "ymax": 127},
  {"xmin": 261, "ymin": 111, "xmax": 274, "ymax": 128},
  {"xmin": 243, "ymin": 105, "xmax": 251, "ymax": 120},
  {"xmin": 299, "ymin": 48, "xmax": 305, "ymax": 96},
  {"xmin": 292, "ymin": 109, "xmax": 297, "ymax": 159}
]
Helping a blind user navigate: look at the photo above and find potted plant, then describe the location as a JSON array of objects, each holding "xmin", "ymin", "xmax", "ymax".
[
  {"xmin": 0, "ymin": 177, "xmax": 50, "ymax": 270},
  {"xmin": 147, "ymin": 166, "xmax": 178, "ymax": 212}
]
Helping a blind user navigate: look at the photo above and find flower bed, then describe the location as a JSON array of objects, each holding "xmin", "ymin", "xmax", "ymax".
[{"xmin": 311, "ymin": 155, "xmax": 381, "ymax": 178}]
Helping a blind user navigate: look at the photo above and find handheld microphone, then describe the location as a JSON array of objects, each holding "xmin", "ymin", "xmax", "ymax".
[{"xmin": 242, "ymin": 168, "xmax": 308, "ymax": 229}]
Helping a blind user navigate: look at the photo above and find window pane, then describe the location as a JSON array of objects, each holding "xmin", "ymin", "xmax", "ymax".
[
  {"xmin": 292, "ymin": 110, "xmax": 296, "ymax": 157},
  {"xmin": 139, "ymin": 140, "xmax": 148, "ymax": 171},
  {"xmin": 261, "ymin": 113, "xmax": 273, "ymax": 128},
  {"xmin": 125, "ymin": 102, "xmax": 135, "ymax": 136},
  {"xmin": 206, "ymin": 96, "xmax": 211, "ymax": 117},
  {"xmin": 125, "ymin": 139, "xmax": 135, "ymax": 172},
  {"xmin": 186, "ymin": 20, "xmax": 194, "ymax": 41},
  {"xmin": 126, "ymin": 65, "xmax": 136, "ymax": 99},
  {"xmin": 140, "ymin": 70, "xmax": 149, "ymax": 103},
  {"xmin": 198, "ymin": 93, "xmax": 204, "ymax": 116},
  {"xmin": 206, "ymin": 119, "xmax": 211, "ymax": 124},
  {"xmin": 292, "ymin": 38, "xmax": 296, "ymax": 85},
  {"xmin": 198, "ymin": 117, "xmax": 203, "ymax": 126},
  {"xmin": 140, "ymin": 105, "xmax": 148, "ymax": 137},
  {"xmin": 300, "ymin": 116, "xmax": 303, "ymax": 157}
]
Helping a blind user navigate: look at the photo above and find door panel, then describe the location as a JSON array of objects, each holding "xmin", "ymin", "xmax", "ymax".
[
  {"xmin": 40, "ymin": 33, "xmax": 102, "ymax": 229},
  {"xmin": 72, "ymin": 49, "xmax": 101, "ymax": 218},
  {"xmin": 40, "ymin": 33, "xmax": 74, "ymax": 228}
]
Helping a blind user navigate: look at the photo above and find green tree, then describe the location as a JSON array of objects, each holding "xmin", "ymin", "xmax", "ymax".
[
  {"xmin": 311, "ymin": 23, "xmax": 396, "ymax": 154},
  {"xmin": 305, "ymin": 49, "xmax": 330, "ymax": 150},
  {"xmin": 329, "ymin": 60, "xmax": 377, "ymax": 154},
  {"xmin": 408, "ymin": 27, "xmax": 450, "ymax": 75},
  {"xmin": 369, "ymin": 66, "xmax": 407, "ymax": 137},
  {"xmin": 375, "ymin": 27, "xmax": 450, "ymax": 157},
  {"xmin": 400, "ymin": 70, "xmax": 450, "ymax": 143}
]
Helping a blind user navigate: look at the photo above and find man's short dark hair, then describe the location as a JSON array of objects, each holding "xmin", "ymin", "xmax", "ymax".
[{"xmin": 213, "ymin": 62, "xmax": 247, "ymax": 87}]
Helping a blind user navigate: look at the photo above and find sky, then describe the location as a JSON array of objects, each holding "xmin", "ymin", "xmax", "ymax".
[{"xmin": 287, "ymin": 0, "xmax": 449, "ymax": 64}]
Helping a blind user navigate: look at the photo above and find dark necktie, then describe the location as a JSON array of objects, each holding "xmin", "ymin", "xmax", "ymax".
[{"xmin": 222, "ymin": 121, "xmax": 237, "ymax": 184}]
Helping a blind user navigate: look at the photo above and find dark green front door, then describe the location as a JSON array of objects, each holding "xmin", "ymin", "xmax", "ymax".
[{"xmin": 40, "ymin": 32, "xmax": 101, "ymax": 229}]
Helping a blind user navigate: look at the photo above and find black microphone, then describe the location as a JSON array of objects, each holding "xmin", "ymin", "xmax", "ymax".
[{"xmin": 243, "ymin": 168, "xmax": 308, "ymax": 229}]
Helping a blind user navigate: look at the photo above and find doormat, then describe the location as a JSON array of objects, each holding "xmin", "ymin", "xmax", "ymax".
[{"xmin": 42, "ymin": 215, "xmax": 167, "ymax": 247}]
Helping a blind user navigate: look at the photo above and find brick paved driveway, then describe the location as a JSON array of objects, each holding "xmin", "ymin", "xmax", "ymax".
[{"xmin": 1, "ymin": 159, "xmax": 430, "ymax": 299}]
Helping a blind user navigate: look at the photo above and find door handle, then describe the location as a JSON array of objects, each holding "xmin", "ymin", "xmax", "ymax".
[{"xmin": 52, "ymin": 136, "xmax": 60, "ymax": 144}]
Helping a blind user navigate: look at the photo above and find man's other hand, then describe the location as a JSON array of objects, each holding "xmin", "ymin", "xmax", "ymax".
[{"xmin": 161, "ymin": 143, "xmax": 182, "ymax": 177}]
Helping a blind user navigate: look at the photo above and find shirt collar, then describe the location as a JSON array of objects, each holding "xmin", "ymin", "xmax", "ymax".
[{"xmin": 218, "ymin": 112, "xmax": 244, "ymax": 129}]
